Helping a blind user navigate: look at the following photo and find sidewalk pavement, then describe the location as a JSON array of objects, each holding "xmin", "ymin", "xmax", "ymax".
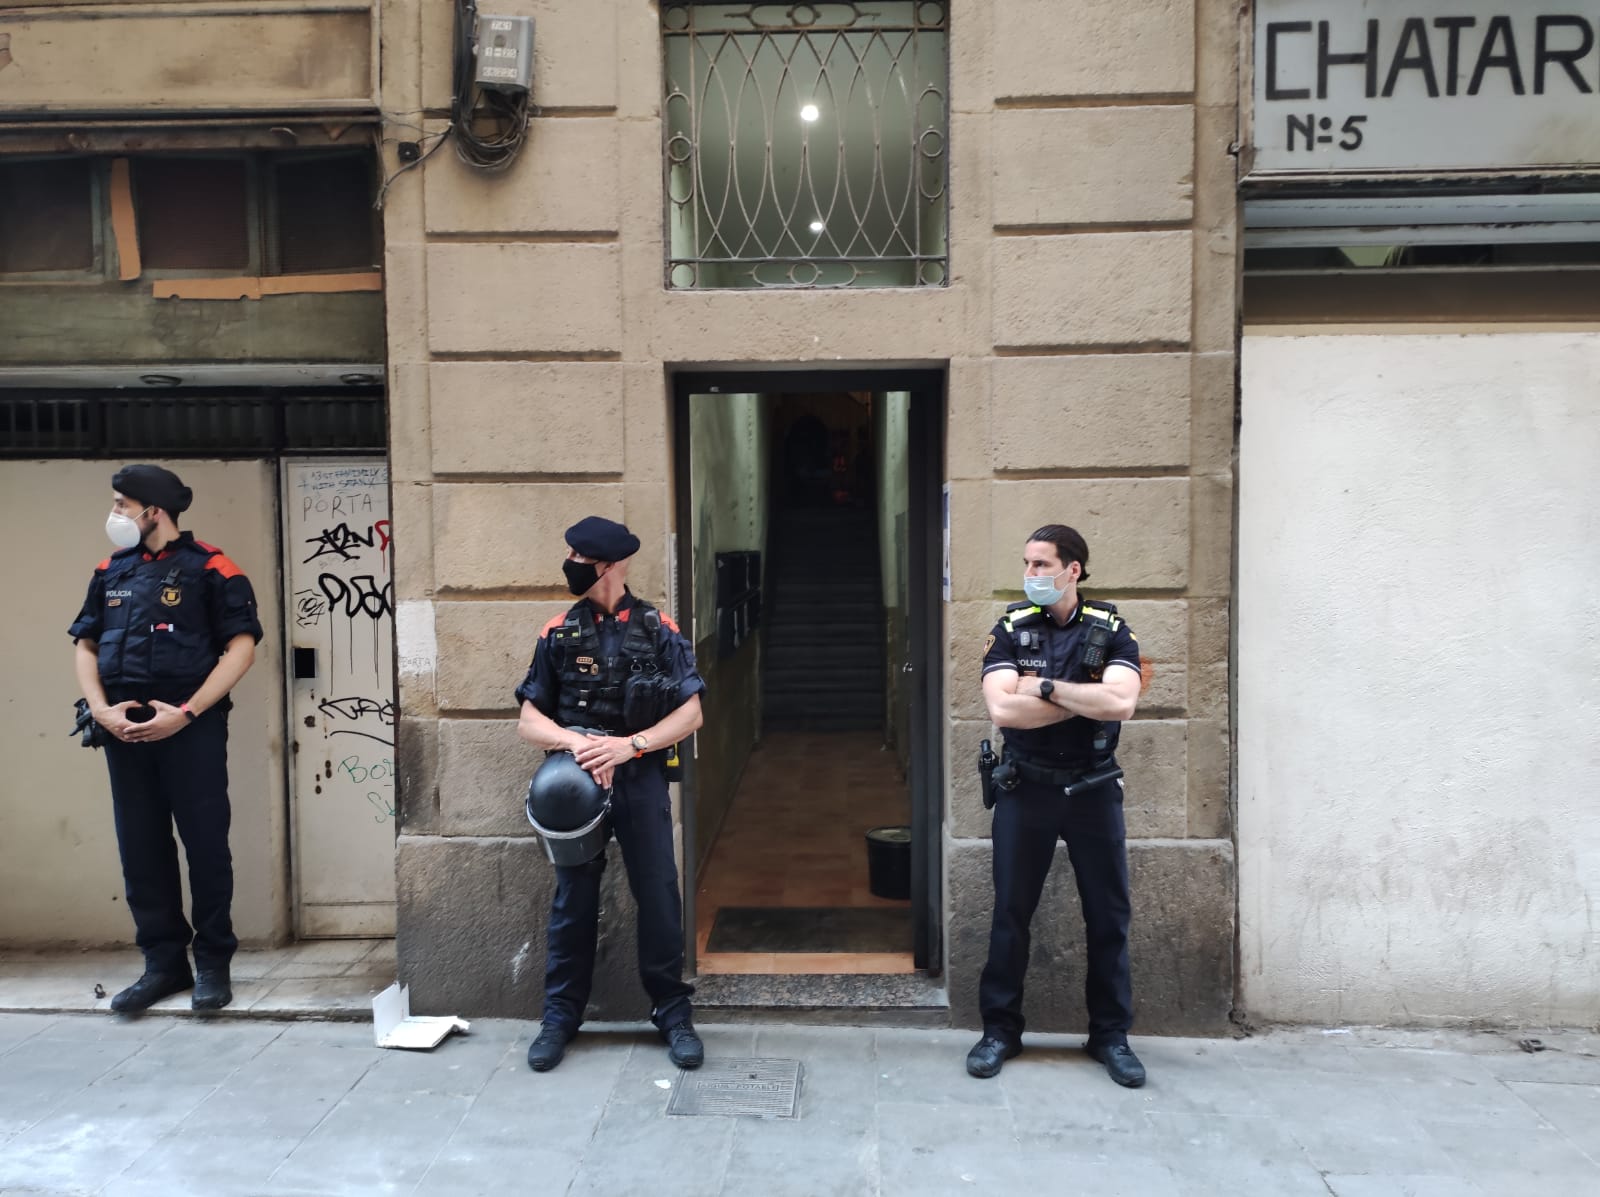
[
  {"xmin": 0, "ymin": 944, "xmax": 393, "ymax": 1020},
  {"xmin": 1, "ymin": 1003, "xmax": 1597, "ymax": 1197}
]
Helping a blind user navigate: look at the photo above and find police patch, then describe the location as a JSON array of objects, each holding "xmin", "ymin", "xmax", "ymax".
[
  {"xmin": 160, "ymin": 586, "xmax": 182, "ymax": 607},
  {"xmin": 107, "ymin": 598, "xmax": 122, "ymax": 607},
  {"xmin": 985, "ymin": 634, "xmax": 995, "ymax": 653}
]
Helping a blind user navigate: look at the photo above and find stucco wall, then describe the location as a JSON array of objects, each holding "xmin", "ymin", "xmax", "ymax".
[
  {"xmin": 0, "ymin": 460, "xmax": 288, "ymax": 949},
  {"xmin": 1238, "ymin": 332, "xmax": 1600, "ymax": 1027}
]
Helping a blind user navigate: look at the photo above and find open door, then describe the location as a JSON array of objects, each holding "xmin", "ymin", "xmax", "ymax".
[{"xmin": 673, "ymin": 368, "xmax": 945, "ymax": 978}]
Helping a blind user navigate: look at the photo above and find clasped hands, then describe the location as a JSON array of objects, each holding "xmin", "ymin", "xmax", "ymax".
[
  {"xmin": 570, "ymin": 733, "xmax": 636, "ymax": 789},
  {"xmin": 96, "ymin": 700, "xmax": 189, "ymax": 744}
]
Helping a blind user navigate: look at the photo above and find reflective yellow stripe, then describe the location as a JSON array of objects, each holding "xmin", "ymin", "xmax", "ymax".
[
  {"xmin": 1001, "ymin": 605, "xmax": 1042, "ymax": 632},
  {"xmin": 1080, "ymin": 603, "xmax": 1122, "ymax": 630}
]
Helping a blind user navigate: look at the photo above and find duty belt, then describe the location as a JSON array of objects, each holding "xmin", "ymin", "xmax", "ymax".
[{"xmin": 1006, "ymin": 751, "xmax": 1122, "ymax": 796}]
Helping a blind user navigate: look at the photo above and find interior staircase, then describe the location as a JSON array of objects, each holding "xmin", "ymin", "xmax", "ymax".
[{"xmin": 761, "ymin": 505, "xmax": 885, "ymax": 732}]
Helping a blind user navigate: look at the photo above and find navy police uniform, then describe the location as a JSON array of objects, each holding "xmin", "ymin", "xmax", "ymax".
[
  {"xmin": 69, "ymin": 531, "xmax": 264, "ymax": 978},
  {"xmin": 515, "ymin": 590, "xmax": 704, "ymax": 1034},
  {"xmin": 978, "ymin": 598, "xmax": 1141, "ymax": 1050}
]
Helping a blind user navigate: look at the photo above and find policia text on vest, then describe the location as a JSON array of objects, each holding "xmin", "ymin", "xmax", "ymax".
[{"xmin": 70, "ymin": 465, "xmax": 264, "ymax": 1016}]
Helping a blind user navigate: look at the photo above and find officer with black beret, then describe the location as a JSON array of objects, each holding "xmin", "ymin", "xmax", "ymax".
[
  {"xmin": 70, "ymin": 465, "xmax": 264, "ymax": 1014},
  {"xmin": 967, "ymin": 524, "xmax": 1148, "ymax": 1087},
  {"xmin": 515, "ymin": 516, "xmax": 708, "ymax": 1073}
]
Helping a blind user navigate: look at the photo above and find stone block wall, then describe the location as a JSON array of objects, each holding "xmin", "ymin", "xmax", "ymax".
[{"xmin": 380, "ymin": 0, "xmax": 1240, "ymax": 1030}]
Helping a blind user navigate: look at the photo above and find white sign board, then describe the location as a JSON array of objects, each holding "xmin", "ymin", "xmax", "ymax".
[{"xmin": 1253, "ymin": 1, "xmax": 1600, "ymax": 173}]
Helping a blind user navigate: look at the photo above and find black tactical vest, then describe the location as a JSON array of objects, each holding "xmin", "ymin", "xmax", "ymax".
[
  {"xmin": 549, "ymin": 600, "xmax": 668, "ymax": 732},
  {"xmin": 95, "ymin": 537, "xmax": 229, "ymax": 701}
]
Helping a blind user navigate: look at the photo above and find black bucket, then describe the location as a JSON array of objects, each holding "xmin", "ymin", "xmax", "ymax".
[{"xmin": 865, "ymin": 825, "xmax": 912, "ymax": 901}]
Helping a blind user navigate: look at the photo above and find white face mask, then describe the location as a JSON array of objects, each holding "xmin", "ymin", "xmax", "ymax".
[{"xmin": 105, "ymin": 508, "xmax": 149, "ymax": 549}]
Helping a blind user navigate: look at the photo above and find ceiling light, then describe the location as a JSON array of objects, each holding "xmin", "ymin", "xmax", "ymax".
[
  {"xmin": 808, "ymin": 219, "xmax": 825, "ymax": 233},
  {"xmin": 139, "ymin": 374, "xmax": 181, "ymax": 387},
  {"xmin": 800, "ymin": 103, "xmax": 820, "ymax": 122}
]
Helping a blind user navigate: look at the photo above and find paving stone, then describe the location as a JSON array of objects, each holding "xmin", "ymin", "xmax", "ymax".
[
  {"xmin": 268, "ymin": 1087, "xmax": 474, "ymax": 1194},
  {"xmin": 1323, "ymin": 1177, "xmax": 1484, "ymax": 1197},
  {"xmin": 1418, "ymin": 1119, "xmax": 1600, "ymax": 1188},
  {"xmin": 1503, "ymin": 1079, "xmax": 1600, "ymax": 1157}
]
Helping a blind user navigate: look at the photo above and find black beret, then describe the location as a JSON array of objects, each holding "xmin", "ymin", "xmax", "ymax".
[
  {"xmin": 564, "ymin": 516, "xmax": 639, "ymax": 562},
  {"xmin": 111, "ymin": 464, "xmax": 193, "ymax": 515}
]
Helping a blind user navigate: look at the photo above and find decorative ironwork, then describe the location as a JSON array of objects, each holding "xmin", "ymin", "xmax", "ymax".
[{"xmin": 663, "ymin": 2, "xmax": 949, "ymax": 289}]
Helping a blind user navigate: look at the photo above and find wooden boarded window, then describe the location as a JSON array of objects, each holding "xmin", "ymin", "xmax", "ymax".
[
  {"xmin": 133, "ymin": 157, "xmax": 251, "ymax": 271},
  {"xmin": 273, "ymin": 155, "xmax": 377, "ymax": 274},
  {"xmin": 0, "ymin": 158, "xmax": 95, "ymax": 274}
]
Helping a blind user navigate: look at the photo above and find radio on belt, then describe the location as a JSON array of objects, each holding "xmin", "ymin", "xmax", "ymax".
[{"xmin": 474, "ymin": 14, "xmax": 535, "ymax": 93}]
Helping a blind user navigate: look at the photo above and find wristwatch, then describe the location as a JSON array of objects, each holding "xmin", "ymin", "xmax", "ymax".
[
  {"xmin": 629, "ymin": 733, "xmax": 650, "ymax": 758},
  {"xmin": 1037, "ymin": 680, "xmax": 1055, "ymax": 702}
]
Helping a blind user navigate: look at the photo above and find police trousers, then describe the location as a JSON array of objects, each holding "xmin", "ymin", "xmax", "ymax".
[
  {"xmin": 977, "ymin": 770, "xmax": 1132, "ymax": 1047},
  {"xmin": 102, "ymin": 709, "xmax": 236, "ymax": 976},
  {"xmin": 542, "ymin": 759, "xmax": 694, "ymax": 1032}
]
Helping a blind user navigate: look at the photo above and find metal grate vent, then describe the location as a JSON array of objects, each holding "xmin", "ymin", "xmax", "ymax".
[
  {"xmin": 665, "ymin": 1057, "xmax": 803, "ymax": 1119},
  {"xmin": 0, "ymin": 390, "xmax": 385, "ymax": 458}
]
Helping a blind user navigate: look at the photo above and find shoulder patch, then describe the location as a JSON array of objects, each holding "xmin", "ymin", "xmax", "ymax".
[
  {"xmin": 539, "ymin": 611, "xmax": 568, "ymax": 637},
  {"xmin": 985, "ymin": 633, "xmax": 995, "ymax": 653},
  {"xmin": 204, "ymin": 553, "xmax": 245, "ymax": 580}
]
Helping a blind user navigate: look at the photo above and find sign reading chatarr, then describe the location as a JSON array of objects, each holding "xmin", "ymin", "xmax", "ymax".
[{"xmin": 1253, "ymin": 1, "xmax": 1600, "ymax": 173}]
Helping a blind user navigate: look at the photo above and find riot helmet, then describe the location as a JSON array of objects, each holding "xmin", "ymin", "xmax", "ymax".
[{"xmin": 525, "ymin": 750, "xmax": 611, "ymax": 866}]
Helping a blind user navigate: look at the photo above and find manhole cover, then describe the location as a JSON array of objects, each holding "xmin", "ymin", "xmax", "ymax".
[{"xmin": 665, "ymin": 1057, "xmax": 803, "ymax": 1119}]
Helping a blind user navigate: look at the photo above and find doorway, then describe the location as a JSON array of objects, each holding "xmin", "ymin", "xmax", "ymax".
[
  {"xmin": 673, "ymin": 368, "xmax": 944, "ymax": 978},
  {"xmin": 281, "ymin": 459, "xmax": 396, "ymax": 938}
]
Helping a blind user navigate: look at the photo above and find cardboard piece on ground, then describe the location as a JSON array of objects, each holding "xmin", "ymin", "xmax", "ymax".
[{"xmin": 372, "ymin": 982, "xmax": 470, "ymax": 1050}]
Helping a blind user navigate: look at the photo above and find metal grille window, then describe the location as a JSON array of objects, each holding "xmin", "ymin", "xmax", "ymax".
[{"xmin": 663, "ymin": 2, "xmax": 949, "ymax": 289}]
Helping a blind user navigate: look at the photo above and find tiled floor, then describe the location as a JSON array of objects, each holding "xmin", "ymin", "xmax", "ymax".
[
  {"xmin": 694, "ymin": 729, "xmax": 916, "ymax": 976},
  {"xmin": 0, "ymin": 939, "xmax": 394, "ymax": 1019}
]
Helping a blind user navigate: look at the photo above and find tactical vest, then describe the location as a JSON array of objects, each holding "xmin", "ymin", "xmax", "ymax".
[
  {"xmin": 1000, "ymin": 598, "xmax": 1125, "ymax": 761},
  {"xmin": 95, "ymin": 536, "xmax": 231, "ymax": 700},
  {"xmin": 549, "ymin": 600, "xmax": 668, "ymax": 732},
  {"xmin": 1002, "ymin": 599, "xmax": 1122, "ymax": 681}
]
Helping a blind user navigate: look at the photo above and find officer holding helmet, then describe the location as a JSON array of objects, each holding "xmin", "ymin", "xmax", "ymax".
[
  {"xmin": 515, "ymin": 516, "xmax": 707, "ymax": 1073},
  {"xmin": 69, "ymin": 465, "xmax": 263, "ymax": 1015}
]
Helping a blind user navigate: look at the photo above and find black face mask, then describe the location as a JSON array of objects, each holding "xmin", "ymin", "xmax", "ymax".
[{"xmin": 562, "ymin": 559, "xmax": 601, "ymax": 596}]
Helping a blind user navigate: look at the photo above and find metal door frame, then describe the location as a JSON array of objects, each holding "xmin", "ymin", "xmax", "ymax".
[{"xmin": 671, "ymin": 365, "xmax": 947, "ymax": 975}]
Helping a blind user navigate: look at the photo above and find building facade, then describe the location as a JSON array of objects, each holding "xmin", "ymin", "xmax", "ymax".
[{"xmin": 5, "ymin": 1, "xmax": 1592, "ymax": 1032}]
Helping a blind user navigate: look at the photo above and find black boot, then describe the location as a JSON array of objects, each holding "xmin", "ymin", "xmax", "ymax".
[
  {"xmin": 965, "ymin": 1035, "xmax": 1022, "ymax": 1079},
  {"xmin": 109, "ymin": 971, "xmax": 193, "ymax": 1014},
  {"xmin": 192, "ymin": 967, "xmax": 232, "ymax": 1011},
  {"xmin": 661, "ymin": 1021, "xmax": 704, "ymax": 1069},
  {"xmin": 1086, "ymin": 1040, "xmax": 1146, "ymax": 1088},
  {"xmin": 527, "ymin": 1023, "xmax": 574, "ymax": 1072}
]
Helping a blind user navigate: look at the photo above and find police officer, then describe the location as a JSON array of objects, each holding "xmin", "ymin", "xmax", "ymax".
[
  {"xmin": 70, "ymin": 465, "xmax": 263, "ymax": 1014},
  {"xmin": 966, "ymin": 524, "xmax": 1147, "ymax": 1087},
  {"xmin": 515, "ymin": 516, "xmax": 707, "ymax": 1073}
]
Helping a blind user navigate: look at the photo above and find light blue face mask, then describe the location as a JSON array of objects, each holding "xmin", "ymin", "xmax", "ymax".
[{"xmin": 1023, "ymin": 570, "xmax": 1069, "ymax": 607}]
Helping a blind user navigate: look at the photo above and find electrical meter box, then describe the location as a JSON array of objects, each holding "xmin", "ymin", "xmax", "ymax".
[{"xmin": 474, "ymin": 14, "xmax": 535, "ymax": 93}]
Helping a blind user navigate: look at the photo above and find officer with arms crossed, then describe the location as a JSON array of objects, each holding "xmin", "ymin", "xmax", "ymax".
[
  {"xmin": 967, "ymin": 524, "xmax": 1147, "ymax": 1087},
  {"xmin": 516, "ymin": 516, "xmax": 707, "ymax": 1073},
  {"xmin": 70, "ymin": 465, "xmax": 263, "ymax": 1014}
]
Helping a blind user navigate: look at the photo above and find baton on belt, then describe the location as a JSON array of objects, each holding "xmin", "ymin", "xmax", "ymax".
[{"xmin": 1062, "ymin": 765, "xmax": 1124, "ymax": 798}]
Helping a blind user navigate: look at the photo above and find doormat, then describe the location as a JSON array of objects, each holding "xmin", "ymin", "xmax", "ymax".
[
  {"xmin": 666, "ymin": 1057, "xmax": 803, "ymax": 1119},
  {"xmin": 706, "ymin": 906, "xmax": 911, "ymax": 953}
]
